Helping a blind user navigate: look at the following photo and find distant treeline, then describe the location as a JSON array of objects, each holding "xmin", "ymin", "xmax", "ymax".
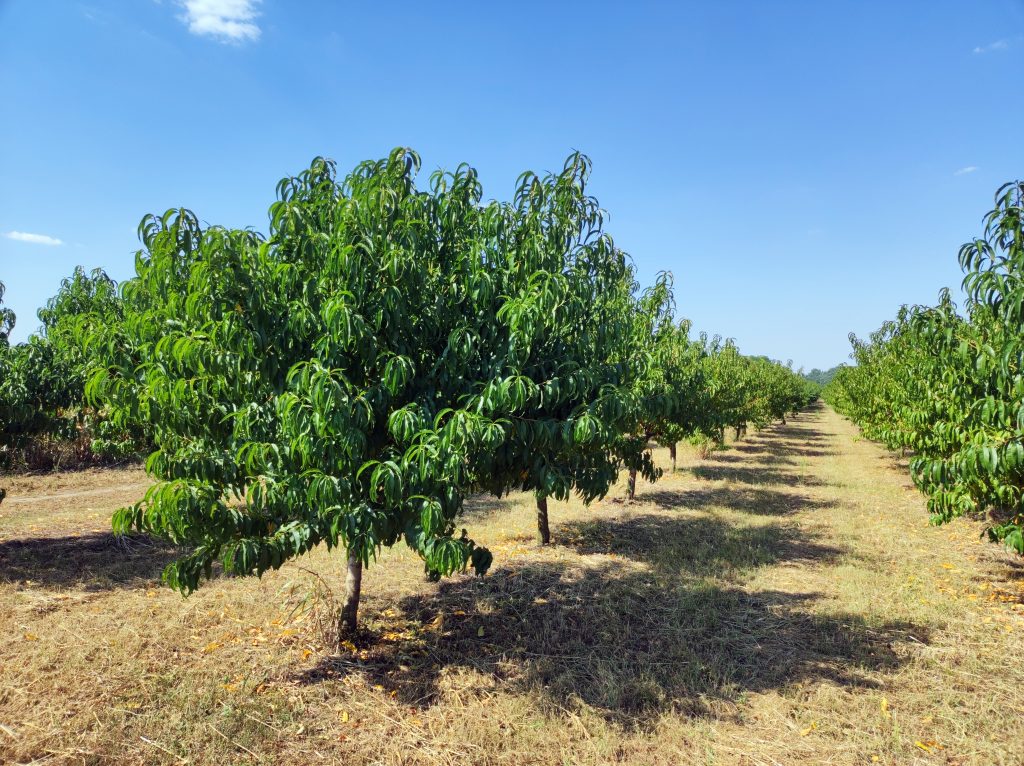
[{"xmin": 802, "ymin": 365, "xmax": 844, "ymax": 387}]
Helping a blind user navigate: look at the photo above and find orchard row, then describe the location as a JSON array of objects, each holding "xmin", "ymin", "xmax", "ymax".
[
  {"xmin": 825, "ymin": 181, "xmax": 1024, "ymax": 555},
  {"xmin": 0, "ymin": 150, "xmax": 816, "ymax": 631}
]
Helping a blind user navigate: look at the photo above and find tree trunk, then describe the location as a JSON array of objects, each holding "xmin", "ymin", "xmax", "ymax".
[
  {"xmin": 627, "ymin": 468, "xmax": 637, "ymax": 501},
  {"xmin": 781, "ymin": 415, "xmax": 787, "ymax": 426},
  {"xmin": 669, "ymin": 443, "xmax": 677, "ymax": 472},
  {"xmin": 536, "ymin": 494, "xmax": 551, "ymax": 545},
  {"xmin": 734, "ymin": 425, "xmax": 742, "ymax": 441},
  {"xmin": 339, "ymin": 550, "xmax": 363, "ymax": 637}
]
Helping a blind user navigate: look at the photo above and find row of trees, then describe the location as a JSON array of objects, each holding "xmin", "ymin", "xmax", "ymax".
[
  {"xmin": 824, "ymin": 181, "xmax": 1024, "ymax": 555},
  {"xmin": 0, "ymin": 269, "xmax": 145, "ymax": 469},
  {"xmin": 3, "ymin": 150, "xmax": 816, "ymax": 632}
]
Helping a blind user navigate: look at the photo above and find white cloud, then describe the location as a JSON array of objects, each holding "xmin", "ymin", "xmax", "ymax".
[
  {"xmin": 4, "ymin": 231, "xmax": 63, "ymax": 246},
  {"xmin": 973, "ymin": 39, "xmax": 1008, "ymax": 54},
  {"xmin": 180, "ymin": 0, "xmax": 261, "ymax": 43},
  {"xmin": 954, "ymin": 166, "xmax": 978, "ymax": 176}
]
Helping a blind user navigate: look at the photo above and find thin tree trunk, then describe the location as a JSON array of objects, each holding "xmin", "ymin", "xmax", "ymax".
[
  {"xmin": 627, "ymin": 468, "xmax": 637, "ymax": 501},
  {"xmin": 536, "ymin": 494, "xmax": 551, "ymax": 545},
  {"xmin": 339, "ymin": 550, "xmax": 363, "ymax": 636},
  {"xmin": 669, "ymin": 443, "xmax": 677, "ymax": 472}
]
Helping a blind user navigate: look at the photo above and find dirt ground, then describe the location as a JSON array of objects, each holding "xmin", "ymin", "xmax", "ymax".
[{"xmin": 1, "ymin": 404, "xmax": 1022, "ymax": 765}]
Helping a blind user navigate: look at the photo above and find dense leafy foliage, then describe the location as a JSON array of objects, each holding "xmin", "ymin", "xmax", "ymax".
[
  {"xmin": 825, "ymin": 181, "xmax": 1024, "ymax": 553},
  {"xmin": 0, "ymin": 268, "xmax": 139, "ymax": 468},
  {"xmin": 86, "ymin": 151, "xmax": 668, "ymax": 609},
  {"xmin": 612, "ymin": 274, "xmax": 706, "ymax": 497}
]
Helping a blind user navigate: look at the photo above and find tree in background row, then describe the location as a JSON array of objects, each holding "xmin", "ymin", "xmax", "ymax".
[{"xmin": 0, "ymin": 268, "xmax": 142, "ymax": 468}]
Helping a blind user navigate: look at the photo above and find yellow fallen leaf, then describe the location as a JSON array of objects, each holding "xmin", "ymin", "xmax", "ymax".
[
  {"xmin": 23, "ymin": 633, "xmax": 38, "ymax": 641},
  {"xmin": 880, "ymin": 697, "xmax": 889, "ymax": 716},
  {"xmin": 940, "ymin": 563, "xmax": 955, "ymax": 570},
  {"xmin": 871, "ymin": 757, "xmax": 879, "ymax": 763},
  {"xmin": 799, "ymin": 721, "xmax": 817, "ymax": 736},
  {"xmin": 340, "ymin": 711, "xmax": 349, "ymax": 723},
  {"xmin": 202, "ymin": 641, "xmax": 222, "ymax": 653},
  {"xmin": 477, "ymin": 626, "xmax": 485, "ymax": 637},
  {"xmin": 914, "ymin": 741, "xmax": 932, "ymax": 752},
  {"xmin": 301, "ymin": 649, "xmax": 313, "ymax": 660}
]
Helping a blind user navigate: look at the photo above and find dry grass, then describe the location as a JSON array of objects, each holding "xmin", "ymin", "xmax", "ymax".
[{"xmin": 1, "ymin": 403, "xmax": 1022, "ymax": 765}]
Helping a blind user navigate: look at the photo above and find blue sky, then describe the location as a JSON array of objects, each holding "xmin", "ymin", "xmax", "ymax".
[{"xmin": 1, "ymin": 1, "xmax": 1022, "ymax": 370}]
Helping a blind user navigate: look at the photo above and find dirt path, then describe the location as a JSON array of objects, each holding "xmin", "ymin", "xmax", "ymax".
[
  {"xmin": 2, "ymin": 481, "xmax": 151, "ymax": 506},
  {"xmin": 1, "ymin": 404, "xmax": 1022, "ymax": 765},
  {"xmin": 687, "ymin": 403, "xmax": 1024, "ymax": 765}
]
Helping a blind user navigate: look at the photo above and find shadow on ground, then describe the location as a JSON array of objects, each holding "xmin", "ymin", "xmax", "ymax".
[
  {"xmin": 732, "ymin": 442, "xmax": 840, "ymax": 459},
  {"xmin": 0, "ymin": 532, "xmax": 178, "ymax": 588},
  {"xmin": 689, "ymin": 464, "xmax": 835, "ymax": 487},
  {"xmin": 688, "ymin": 409, "xmax": 840, "ymax": 484},
  {"xmin": 296, "ymin": 560, "xmax": 926, "ymax": 726},
  {"xmin": 295, "ymin": 404, "xmax": 925, "ymax": 724},
  {"xmin": 557, "ymin": 513, "xmax": 843, "ymax": 575},
  {"xmin": 631, "ymin": 484, "xmax": 835, "ymax": 518}
]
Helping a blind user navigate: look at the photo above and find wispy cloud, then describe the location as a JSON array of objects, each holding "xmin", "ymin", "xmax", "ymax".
[
  {"xmin": 4, "ymin": 231, "xmax": 63, "ymax": 246},
  {"xmin": 973, "ymin": 39, "xmax": 1008, "ymax": 54},
  {"xmin": 179, "ymin": 0, "xmax": 261, "ymax": 43},
  {"xmin": 954, "ymin": 166, "xmax": 978, "ymax": 176}
]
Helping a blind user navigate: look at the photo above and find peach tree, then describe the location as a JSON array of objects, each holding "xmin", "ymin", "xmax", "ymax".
[{"xmin": 88, "ymin": 149, "xmax": 644, "ymax": 630}]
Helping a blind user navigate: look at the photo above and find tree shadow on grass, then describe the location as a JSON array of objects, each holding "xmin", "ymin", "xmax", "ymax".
[
  {"xmin": 689, "ymin": 464, "xmax": 835, "ymax": 487},
  {"xmin": 732, "ymin": 443, "xmax": 840, "ymax": 459},
  {"xmin": 556, "ymin": 513, "xmax": 844, "ymax": 576},
  {"xmin": 295, "ymin": 560, "xmax": 927, "ymax": 726},
  {"xmin": 0, "ymin": 532, "xmax": 178, "ymax": 589},
  {"xmin": 698, "ymin": 452, "xmax": 799, "ymax": 466},
  {"xmin": 638, "ymin": 485, "xmax": 836, "ymax": 517}
]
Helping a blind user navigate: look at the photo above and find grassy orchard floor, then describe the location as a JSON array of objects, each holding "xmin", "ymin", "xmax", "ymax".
[{"xmin": 1, "ymin": 404, "xmax": 1023, "ymax": 765}]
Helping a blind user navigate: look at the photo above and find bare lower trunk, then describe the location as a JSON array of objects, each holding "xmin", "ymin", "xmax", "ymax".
[
  {"xmin": 627, "ymin": 468, "xmax": 637, "ymax": 501},
  {"xmin": 669, "ymin": 443, "xmax": 677, "ymax": 472},
  {"xmin": 339, "ymin": 550, "xmax": 363, "ymax": 636},
  {"xmin": 536, "ymin": 494, "xmax": 551, "ymax": 545},
  {"xmin": 781, "ymin": 415, "xmax": 787, "ymax": 426}
]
